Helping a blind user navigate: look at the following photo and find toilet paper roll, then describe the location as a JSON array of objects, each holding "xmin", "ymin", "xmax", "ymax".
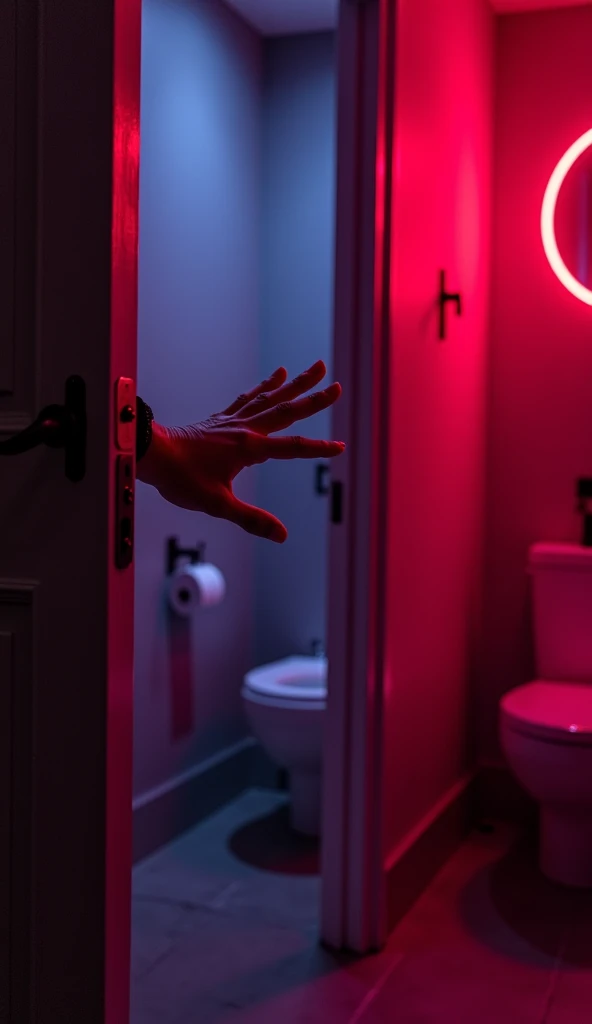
[{"xmin": 168, "ymin": 563, "xmax": 226, "ymax": 616}]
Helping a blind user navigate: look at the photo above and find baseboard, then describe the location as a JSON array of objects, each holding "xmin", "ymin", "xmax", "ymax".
[
  {"xmin": 132, "ymin": 737, "xmax": 278, "ymax": 864},
  {"xmin": 385, "ymin": 773, "xmax": 476, "ymax": 932},
  {"xmin": 472, "ymin": 759, "xmax": 537, "ymax": 827},
  {"xmin": 385, "ymin": 762, "xmax": 538, "ymax": 932}
]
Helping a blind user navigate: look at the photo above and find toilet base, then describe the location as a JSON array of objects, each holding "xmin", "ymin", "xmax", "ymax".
[
  {"xmin": 289, "ymin": 769, "xmax": 321, "ymax": 837},
  {"xmin": 540, "ymin": 808, "xmax": 592, "ymax": 887}
]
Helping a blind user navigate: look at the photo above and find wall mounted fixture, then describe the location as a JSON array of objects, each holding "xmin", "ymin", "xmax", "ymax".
[
  {"xmin": 315, "ymin": 462, "xmax": 330, "ymax": 495},
  {"xmin": 167, "ymin": 536, "xmax": 206, "ymax": 576},
  {"xmin": 541, "ymin": 128, "xmax": 592, "ymax": 306},
  {"xmin": 438, "ymin": 270, "xmax": 462, "ymax": 340}
]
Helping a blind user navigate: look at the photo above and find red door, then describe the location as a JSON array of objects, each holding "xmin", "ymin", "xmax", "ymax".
[{"xmin": 0, "ymin": 1, "xmax": 140, "ymax": 1020}]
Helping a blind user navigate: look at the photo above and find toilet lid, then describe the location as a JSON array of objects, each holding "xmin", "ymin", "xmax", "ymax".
[
  {"xmin": 500, "ymin": 681, "xmax": 592, "ymax": 743},
  {"xmin": 244, "ymin": 656, "xmax": 327, "ymax": 702}
]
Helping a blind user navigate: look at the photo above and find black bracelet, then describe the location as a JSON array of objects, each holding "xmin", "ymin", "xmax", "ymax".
[{"xmin": 136, "ymin": 396, "xmax": 154, "ymax": 462}]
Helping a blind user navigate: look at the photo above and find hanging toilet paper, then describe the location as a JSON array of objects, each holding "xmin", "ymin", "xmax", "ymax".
[{"xmin": 168, "ymin": 563, "xmax": 226, "ymax": 616}]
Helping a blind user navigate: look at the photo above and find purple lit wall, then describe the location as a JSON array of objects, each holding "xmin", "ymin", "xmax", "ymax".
[
  {"xmin": 384, "ymin": 0, "xmax": 494, "ymax": 855},
  {"xmin": 134, "ymin": 0, "xmax": 262, "ymax": 799},
  {"xmin": 479, "ymin": 4, "xmax": 592, "ymax": 762},
  {"xmin": 255, "ymin": 33, "xmax": 336, "ymax": 666},
  {"xmin": 133, "ymin": 0, "xmax": 336, "ymax": 816}
]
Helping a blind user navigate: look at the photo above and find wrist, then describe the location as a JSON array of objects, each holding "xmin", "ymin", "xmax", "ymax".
[{"xmin": 136, "ymin": 421, "xmax": 171, "ymax": 487}]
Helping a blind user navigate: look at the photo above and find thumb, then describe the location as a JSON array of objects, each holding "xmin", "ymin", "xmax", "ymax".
[{"xmin": 222, "ymin": 494, "xmax": 288, "ymax": 544}]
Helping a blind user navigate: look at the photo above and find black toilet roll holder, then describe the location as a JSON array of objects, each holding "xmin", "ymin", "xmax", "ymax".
[{"xmin": 167, "ymin": 536, "xmax": 206, "ymax": 576}]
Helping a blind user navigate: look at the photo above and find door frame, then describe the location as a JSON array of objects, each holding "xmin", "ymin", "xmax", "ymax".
[{"xmin": 322, "ymin": 0, "xmax": 396, "ymax": 954}]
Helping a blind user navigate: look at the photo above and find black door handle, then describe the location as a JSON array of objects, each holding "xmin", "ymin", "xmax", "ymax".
[{"xmin": 0, "ymin": 375, "xmax": 86, "ymax": 481}]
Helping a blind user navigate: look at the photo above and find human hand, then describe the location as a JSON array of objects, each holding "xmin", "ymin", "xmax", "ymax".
[{"xmin": 137, "ymin": 360, "xmax": 345, "ymax": 543}]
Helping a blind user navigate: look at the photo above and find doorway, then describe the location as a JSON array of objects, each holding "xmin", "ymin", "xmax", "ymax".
[
  {"xmin": 0, "ymin": 0, "xmax": 391, "ymax": 1017},
  {"xmin": 130, "ymin": 2, "xmax": 340, "ymax": 1017}
]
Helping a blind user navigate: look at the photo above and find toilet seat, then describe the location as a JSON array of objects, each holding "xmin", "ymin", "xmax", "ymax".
[
  {"xmin": 500, "ymin": 681, "xmax": 592, "ymax": 746},
  {"xmin": 243, "ymin": 656, "xmax": 327, "ymax": 705}
]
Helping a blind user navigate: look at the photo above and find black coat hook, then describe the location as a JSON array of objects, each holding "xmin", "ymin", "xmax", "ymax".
[
  {"xmin": 315, "ymin": 462, "xmax": 330, "ymax": 496},
  {"xmin": 438, "ymin": 269, "xmax": 462, "ymax": 340}
]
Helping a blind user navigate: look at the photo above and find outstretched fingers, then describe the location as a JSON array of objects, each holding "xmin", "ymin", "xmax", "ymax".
[
  {"xmin": 261, "ymin": 436, "xmax": 346, "ymax": 460},
  {"xmin": 221, "ymin": 366, "xmax": 288, "ymax": 417},
  {"xmin": 221, "ymin": 493, "xmax": 288, "ymax": 544},
  {"xmin": 238, "ymin": 360, "xmax": 328, "ymax": 419},
  {"xmin": 247, "ymin": 382, "xmax": 342, "ymax": 434}
]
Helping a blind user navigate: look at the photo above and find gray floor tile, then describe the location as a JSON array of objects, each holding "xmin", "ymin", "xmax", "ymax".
[
  {"xmin": 133, "ymin": 791, "xmax": 288, "ymax": 896},
  {"xmin": 546, "ymin": 970, "xmax": 592, "ymax": 1024},
  {"xmin": 131, "ymin": 897, "xmax": 189, "ymax": 981},
  {"xmin": 358, "ymin": 931, "xmax": 556, "ymax": 1024},
  {"xmin": 133, "ymin": 789, "xmax": 320, "ymax": 931},
  {"xmin": 358, "ymin": 825, "xmax": 564, "ymax": 1024},
  {"xmin": 545, "ymin": 891, "xmax": 592, "ymax": 1023},
  {"xmin": 131, "ymin": 795, "xmax": 592, "ymax": 1024},
  {"xmin": 131, "ymin": 902, "xmax": 317, "ymax": 1023},
  {"xmin": 132, "ymin": 901, "xmax": 399, "ymax": 1024},
  {"xmin": 130, "ymin": 788, "xmax": 399, "ymax": 1024}
]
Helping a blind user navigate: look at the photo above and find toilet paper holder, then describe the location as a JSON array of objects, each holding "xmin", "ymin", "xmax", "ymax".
[{"xmin": 167, "ymin": 536, "xmax": 206, "ymax": 576}]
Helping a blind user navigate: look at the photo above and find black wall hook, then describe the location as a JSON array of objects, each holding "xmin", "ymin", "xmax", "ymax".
[
  {"xmin": 167, "ymin": 537, "xmax": 206, "ymax": 576},
  {"xmin": 315, "ymin": 463, "xmax": 330, "ymax": 495},
  {"xmin": 438, "ymin": 270, "xmax": 462, "ymax": 340}
]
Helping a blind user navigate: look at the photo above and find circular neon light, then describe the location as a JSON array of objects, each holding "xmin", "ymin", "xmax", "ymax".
[{"xmin": 541, "ymin": 128, "xmax": 592, "ymax": 306}]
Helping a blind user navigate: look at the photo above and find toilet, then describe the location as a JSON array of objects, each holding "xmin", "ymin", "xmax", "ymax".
[
  {"xmin": 499, "ymin": 543, "xmax": 592, "ymax": 887},
  {"xmin": 242, "ymin": 656, "xmax": 327, "ymax": 837}
]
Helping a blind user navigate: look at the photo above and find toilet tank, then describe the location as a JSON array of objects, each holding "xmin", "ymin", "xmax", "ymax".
[{"xmin": 529, "ymin": 543, "xmax": 592, "ymax": 681}]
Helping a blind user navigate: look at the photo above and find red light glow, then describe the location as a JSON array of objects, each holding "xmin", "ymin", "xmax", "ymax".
[{"xmin": 541, "ymin": 129, "xmax": 592, "ymax": 306}]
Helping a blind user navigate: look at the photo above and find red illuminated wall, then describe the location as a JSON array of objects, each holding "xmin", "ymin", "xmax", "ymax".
[
  {"xmin": 479, "ymin": 5, "xmax": 592, "ymax": 762},
  {"xmin": 383, "ymin": 0, "xmax": 494, "ymax": 856}
]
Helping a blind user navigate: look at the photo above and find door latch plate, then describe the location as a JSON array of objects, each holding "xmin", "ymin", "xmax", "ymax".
[
  {"xmin": 115, "ymin": 455, "xmax": 134, "ymax": 569},
  {"xmin": 115, "ymin": 377, "xmax": 136, "ymax": 452}
]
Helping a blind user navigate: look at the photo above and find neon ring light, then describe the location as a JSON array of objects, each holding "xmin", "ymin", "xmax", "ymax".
[{"xmin": 541, "ymin": 128, "xmax": 592, "ymax": 306}]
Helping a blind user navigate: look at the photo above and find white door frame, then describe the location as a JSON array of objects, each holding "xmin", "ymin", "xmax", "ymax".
[{"xmin": 322, "ymin": 0, "xmax": 396, "ymax": 954}]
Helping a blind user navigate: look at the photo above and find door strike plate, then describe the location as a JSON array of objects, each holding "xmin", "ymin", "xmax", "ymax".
[
  {"xmin": 115, "ymin": 455, "xmax": 134, "ymax": 569},
  {"xmin": 115, "ymin": 377, "xmax": 136, "ymax": 452}
]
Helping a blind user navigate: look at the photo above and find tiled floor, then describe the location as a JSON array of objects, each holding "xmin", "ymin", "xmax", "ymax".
[{"xmin": 131, "ymin": 788, "xmax": 592, "ymax": 1023}]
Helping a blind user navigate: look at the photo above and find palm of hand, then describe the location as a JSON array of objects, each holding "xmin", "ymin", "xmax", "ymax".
[{"xmin": 152, "ymin": 361, "xmax": 345, "ymax": 543}]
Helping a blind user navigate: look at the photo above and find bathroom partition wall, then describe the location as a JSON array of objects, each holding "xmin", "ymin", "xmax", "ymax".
[
  {"xmin": 378, "ymin": 0, "xmax": 592, "ymax": 935},
  {"xmin": 380, "ymin": 0, "xmax": 494, "ymax": 928}
]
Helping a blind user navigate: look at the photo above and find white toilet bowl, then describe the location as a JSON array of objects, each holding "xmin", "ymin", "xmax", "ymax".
[
  {"xmin": 500, "ymin": 680, "xmax": 592, "ymax": 887},
  {"xmin": 242, "ymin": 656, "xmax": 327, "ymax": 837}
]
